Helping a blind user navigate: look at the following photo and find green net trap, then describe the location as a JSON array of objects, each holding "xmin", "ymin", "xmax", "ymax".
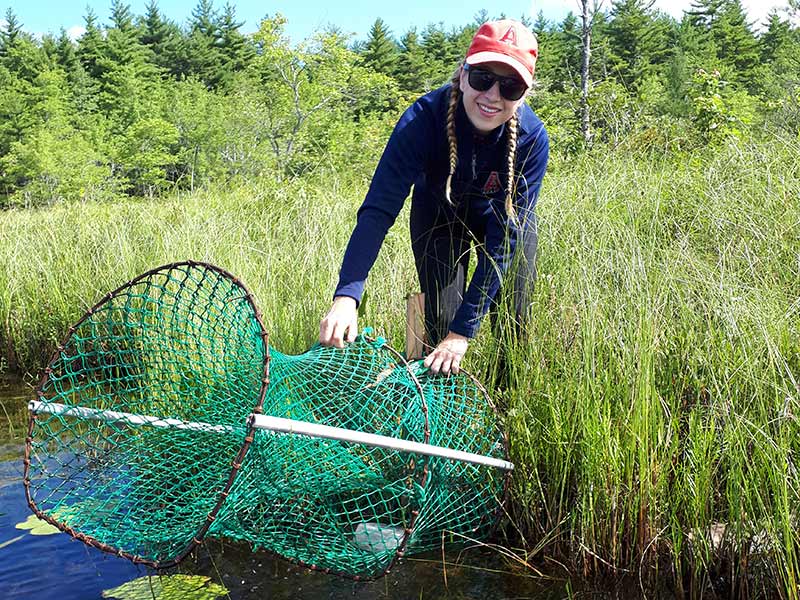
[{"xmin": 24, "ymin": 261, "xmax": 512, "ymax": 579}]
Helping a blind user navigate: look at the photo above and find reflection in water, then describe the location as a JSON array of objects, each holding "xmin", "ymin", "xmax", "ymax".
[{"xmin": 0, "ymin": 376, "xmax": 31, "ymax": 458}]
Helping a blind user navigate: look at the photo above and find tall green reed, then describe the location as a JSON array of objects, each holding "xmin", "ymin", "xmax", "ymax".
[{"xmin": 489, "ymin": 134, "xmax": 799, "ymax": 596}]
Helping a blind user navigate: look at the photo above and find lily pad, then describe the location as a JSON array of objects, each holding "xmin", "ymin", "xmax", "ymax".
[
  {"xmin": 14, "ymin": 514, "xmax": 61, "ymax": 536},
  {"xmin": 102, "ymin": 574, "xmax": 228, "ymax": 600}
]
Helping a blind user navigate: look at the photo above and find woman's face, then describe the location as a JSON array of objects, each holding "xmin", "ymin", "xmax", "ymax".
[{"xmin": 459, "ymin": 62, "xmax": 529, "ymax": 135}]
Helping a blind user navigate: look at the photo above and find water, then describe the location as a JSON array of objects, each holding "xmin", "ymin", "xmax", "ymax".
[{"xmin": 0, "ymin": 375, "xmax": 573, "ymax": 600}]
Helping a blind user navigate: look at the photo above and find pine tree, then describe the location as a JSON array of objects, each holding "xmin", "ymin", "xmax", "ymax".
[
  {"xmin": 218, "ymin": 3, "xmax": 254, "ymax": 77},
  {"xmin": 109, "ymin": 0, "xmax": 137, "ymax": 35},
  {"xmin": 187, "ymin": 0, "xmax": 224, "ymax": 88},
  {"xmin": 449, "ymin": 23, "xmax": 478, "ymax": 65},
  {"xmin": 531, "ymin": 11, "xmax": 553, "ymax": 82},
  {"xmin": 191, "ymin": 0, "xmax": 218, "ymax": 38},
  {"xmin": 0, "ymin": 12, "xmax": 47, "ymax": 82},
  {"xmin": 139, "ymin": 1, "xmax": 187, "ymax": 78},
  {"xmin": 754, "ymin": 10, "xmax": 800, "ymax": 99},
  {"xmin": 102, "ymin": 2, "xmax": 155, "ymax": 86},
  {"xmin": 685, "ymin": 0, "xmax": 725, "ymax": 30},
  {"xmin": 53, "ymin": 28, "xmax": 94, "ymax": 109},
  {"xmin": 418, "ymin": 23, "xmax": 453, "ymax": 89},
  {"xmin": 549, "ymin": 13, "xmax": 582, "ymax": 93},
  {"xmin": 55, "ymin": 29, "xmax": 80, "ymax": 73},
  {"xmin": 40, "ymin": 34, "xmax": 59, "ymax": 66},
  {"xmin": 77, "ymin": 9, "xmax": 105, "ymax": 80},
  {"xmin": 0, "ymin": 8, "xmax": 24, "ymax": 58},
  {"xmin": 684, "ymin": 0, "xmax": 758, "ymax": 86},
  {"xmin": 760, "ymin": 10, "xmax": 792, "ymax": 61},
  {"xmin": 606, "ymin": 0, "xmax": 672, "ymax": 89},
  {"xmin": 362, "ymin": 19, "xmax": 399, "ymax": 76},
  {"xmin": 394, "ymin": 28, "xmax": 427, "ymax": 92},
  {"xmin": 473, "ymin": 9, "xmax": 489, "ymax": 26},
  {"xmin": 713, "ymin": 0, "xmax": 759, "ymax": 85},
  {"xmin": 104, "ymin": 7, "xmax": 150, "ymax": 72},
  {"xmin": 2, "ymin": 68, "xmax": 110, "ymax": 204}
]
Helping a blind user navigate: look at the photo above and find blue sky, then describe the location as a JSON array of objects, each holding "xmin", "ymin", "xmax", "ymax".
[
  {"xmin": 4, "ymin": 0, "xmax": 792, "ymax": 42},
  {"xmin": 9, "ymin": 0, "xmax": 536, "ymax": 42}
]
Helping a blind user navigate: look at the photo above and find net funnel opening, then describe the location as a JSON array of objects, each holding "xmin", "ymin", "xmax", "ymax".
[{"xmin": 24, "ymin": 261, "xmax": 511, "ymax": 579}]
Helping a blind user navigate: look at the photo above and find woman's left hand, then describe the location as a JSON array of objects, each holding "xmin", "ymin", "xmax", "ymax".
[{"xmin": 423, "ymin": 332, "xmax": 469, "ymax": 375}]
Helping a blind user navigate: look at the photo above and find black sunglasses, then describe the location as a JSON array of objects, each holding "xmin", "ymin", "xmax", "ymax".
[{"xmin": 463, "ymin": 64, "xmax": 528, "ymax": 101}]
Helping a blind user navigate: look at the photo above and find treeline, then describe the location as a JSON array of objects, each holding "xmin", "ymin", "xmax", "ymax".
[{"xmin": 0, "ymin": 0, "xmax": 798, "ymax": 206}]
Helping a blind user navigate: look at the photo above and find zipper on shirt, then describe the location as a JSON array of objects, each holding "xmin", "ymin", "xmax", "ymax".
[{"xmin": 471, "ymin": 147, "xmax": 477, "ymax": 181}]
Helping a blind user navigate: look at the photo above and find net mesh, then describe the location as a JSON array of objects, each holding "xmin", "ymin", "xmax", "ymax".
[{"xmin": 24, "ymin": 261, "xmax": 510, "ymax": 579}]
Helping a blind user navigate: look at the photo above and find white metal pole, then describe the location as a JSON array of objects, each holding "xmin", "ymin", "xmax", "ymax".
[
  {"xmin": 252, "ymin": 414, "xmax": 514, "ymax": 471},
  {"xmin": 29, "ymin": 401, "xmax": 514, "ymax": 471},
  {"xmin": 28, "ymin": 400, "xmax": 234, "ymax": 434}
]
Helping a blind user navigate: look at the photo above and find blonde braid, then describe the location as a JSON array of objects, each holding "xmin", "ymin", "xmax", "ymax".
[
  {"xmin": 444, "ymin": 66, "xmax": 462, "ymax": 205},
  {"xmin": 505, "ymin": 112, "xmax": 519, "ymax": 223}
]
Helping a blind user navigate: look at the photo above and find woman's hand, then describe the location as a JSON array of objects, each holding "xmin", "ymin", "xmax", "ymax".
[
  {"xmin": 319, "ymin": 296, "xmax": 358, "ymax": 348},
  {"xmin": 423, "ymin": 331, "xmax": 469, "ymax": 375}
]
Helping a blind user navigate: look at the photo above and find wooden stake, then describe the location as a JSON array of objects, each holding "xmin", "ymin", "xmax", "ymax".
[{"xmin": 405, "ymin": 292, "xmax": 426, "ymax": 360}]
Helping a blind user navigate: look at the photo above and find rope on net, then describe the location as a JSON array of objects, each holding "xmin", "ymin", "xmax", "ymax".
[{"xmin": 24, "ymin": 261, "xmax": 512, "ymax": 579}]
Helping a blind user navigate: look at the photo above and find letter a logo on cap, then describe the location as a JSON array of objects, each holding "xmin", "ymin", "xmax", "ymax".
[{"xmin": 499, "ymin": 26, "xmax": 517, "ymax": 46}]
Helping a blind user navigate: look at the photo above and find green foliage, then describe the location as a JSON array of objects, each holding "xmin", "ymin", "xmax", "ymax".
[
  {"xmin": 684, "ymin": 0, "xmax": 760, "ymax": 89},
  {"xmin": 217, "ymin": 3, "xmax": 254, "ymax": 79},
  {"xmin": 588, "ymin": 78, "xmax": 641, "ymax": 146},
  {"xmin": 362, "ymin": 18, "xmax": 399, "ymax": 76},
  {"xmin": 0, "ymin": 9, "xmax": 24, "ymax": 57},
  {"xmin": 605, "ymin": 0, "xmax": 674, "ymax": 89},
  {"xmin": 713, "ymin": 0, "xmax": 760, "ymax": 88},
  {"xmin": 139, "ymin": 1, "xmax": 185, "ymax": 77},
  {"xmin": 689, "ymin": 68, "xmax": 755, "ymax": 140},
  {"xmin": 162, "ymin": 78, "xmax": 227, "ymax": 188},
  {"xmin": 545, "ymin": 13, "xmax": 582, "ymax": 94},
  {"xmin": 246, "ymin": 15, "xmax": 401, "ymax": 175},
  {"xmin": 77, "ymin": 9, "xmax": 105, "ymax": 80},
  {"xmin": 0, "ymin": 3, "xmax": 798, "ymax": 202},
  {"xmin": 118, "ymin": 117, "xmax": 179, "ymax": 197},
  {"xmin": 0, "ymin": 69, "xmax": 113, "ymax": 206},
  {"xmin": 394, "ymin": 29, "xmax": 428, "ymax": 92},
  {"xmin": 1, "ymin": 31, "xmax": 49, "ymax": 83},
  {"xmin": 0, "ymin": 3, "xmax": 798, "ymax": 594}
]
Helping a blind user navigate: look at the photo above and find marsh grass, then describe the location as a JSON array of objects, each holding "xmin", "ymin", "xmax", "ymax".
[{"xmin": 1, "ymin": 135, "xmax": 798, "ymax": 596}]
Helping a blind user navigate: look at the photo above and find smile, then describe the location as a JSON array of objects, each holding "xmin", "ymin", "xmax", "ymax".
[{"xmin": 477, "ymin": 103, "xmax": 501, "ymax": 116}]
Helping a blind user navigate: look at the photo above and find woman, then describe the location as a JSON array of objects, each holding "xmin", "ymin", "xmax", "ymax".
[{"xmin": 319, "ymin": 19, "xmax": 549, "ymax": 375}]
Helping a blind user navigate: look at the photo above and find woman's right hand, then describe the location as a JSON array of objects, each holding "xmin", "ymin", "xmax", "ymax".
[{"xmin": 319, "ymin": 296, "xmax": 358, "ymax": 348}]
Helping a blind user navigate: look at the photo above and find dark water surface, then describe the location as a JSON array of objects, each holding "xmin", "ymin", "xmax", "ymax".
[{"xmin": 0, "ymin": 375, "xmax": 576, "ymax": 600}]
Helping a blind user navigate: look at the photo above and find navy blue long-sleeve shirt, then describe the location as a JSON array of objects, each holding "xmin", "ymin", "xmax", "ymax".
[{"xmin": 335, "ymin": 83, "xmax": 549, "ymax": 338}]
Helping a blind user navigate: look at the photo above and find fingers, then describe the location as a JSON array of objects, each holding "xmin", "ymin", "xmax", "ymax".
[
  {"xmin": 423, "ymin": 334, "xmax": 469, "ymax": 375},
  {"xmin": 319, "ymin": 315, "xmax": 342, "ymax": 347},
  {"xmin": 424, "ymin": 349, "xmax": 460, "ymax": 376},
  {"xmin": 330, "ymin": 322, "xmax": 346, "ymax": 348},
  {"xmin": 345, "ymin": 322, "xmax": 358, "ymax": 343},
  {"xmin": 319, "ymin": 297, "xmax": 358, "ymax": 348},
  {"xmin": 319, "ymin": 318, "xmax": 334, "ymax": 345},
  {"xmin": 321, "ymin": 320, "xmax": 352, "ymax": 348}
]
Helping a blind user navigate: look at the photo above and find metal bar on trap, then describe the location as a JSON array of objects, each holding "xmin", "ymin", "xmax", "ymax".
[{"xmin": 30, "ymin": 401, "xmax": 514, "ymax": 471}]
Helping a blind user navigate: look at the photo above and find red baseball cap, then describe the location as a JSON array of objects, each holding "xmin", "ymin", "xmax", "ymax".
[{"xmin": 465, "ymin": 20, "xmax": 538, "ymax": 87}]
